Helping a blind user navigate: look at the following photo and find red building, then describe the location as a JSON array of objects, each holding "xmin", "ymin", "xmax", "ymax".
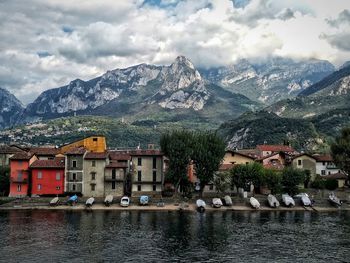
[
  {"xmin": 30, "ymin": 157, "xmax": 65, "ymax": 196},
  {"xmin": 9, "ymin": 152, "xmax": 38, "ymax": 197}
]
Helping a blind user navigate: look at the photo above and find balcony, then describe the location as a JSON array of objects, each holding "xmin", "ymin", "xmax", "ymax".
[
  {"xmin": 11, "ymin": 177, "xmax": 28, "ymax": 183},
  {"xmin": 105, "ymin": 177, "xmax": 124, "ymax": 182}
]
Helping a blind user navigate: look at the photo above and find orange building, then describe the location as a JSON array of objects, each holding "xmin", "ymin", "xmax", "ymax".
[
  {"xmin": 9, "ymin": 152, "xmax": 38, "ymax": 197},
  {"xmin": 60, "ymin": 136, "xmax": 107, "ymax": 154}
]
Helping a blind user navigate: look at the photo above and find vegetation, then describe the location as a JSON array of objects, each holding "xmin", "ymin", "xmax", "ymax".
[
  {"xmin": 281, "ymin": 167, "xmax": 306, "ymax": 195},
  {"xmin": 229, "ymin": 163, "xmax": 265, "ymax": 193},
  {"xmin": 0, "ymin": 167, "xmax": 10, "ymax": 196},
  {"xmin": 213, "ymin": 171, "xmax": 230, "ymax": 194},
  {"xmin": 331, "ymin": 127, "xmax": 350, "ymax": 180},
  {"xmin": 264, "ymin": 169, "xmax": 282, "ymax": 194}
]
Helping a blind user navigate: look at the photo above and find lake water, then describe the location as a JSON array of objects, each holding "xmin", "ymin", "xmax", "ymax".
[{"xmin": 0, "ymin": 210, "xmax": 349, "ymax": 262}]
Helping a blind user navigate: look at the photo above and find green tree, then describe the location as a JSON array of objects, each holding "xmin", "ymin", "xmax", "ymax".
[
  {"xmin": 191, "ymin": 131, "xmax": 226, "ymax": 197},
  {"xmin": 264, "ymin": 168, "xmax": 282, "ymax": 194},
  {"xmin": 160, "ymin": 130, "xmax": 194, "ymax": 194},
  {"xmin": 281, "ymin": 167, "xmax": 306, "ymax": 195},
  {"xmin": 0, "ymin": 167, "xmax": 10, "ymax": 196},
  {"xmin": 229, "ymin": 162, "xmax": 265, "ymax": 193},
  {"xmin": 213, "ymin": 171, "xmax": 230, "ymax": 194},
  {"xmin": 331, "ymin": 127, "xmax": 350, "ymax": 180}
]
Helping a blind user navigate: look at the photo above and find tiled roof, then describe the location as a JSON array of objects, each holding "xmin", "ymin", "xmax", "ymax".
[
  {"xmin": 219, "ymin": 163, "xmax": 235, "ymax": 171},
  {"xmin": 257, "ymin": 145, "xmax": 296, "ymax": 153},
  {"xmin": 263, "ymin": 163, "xmax": 285, "ymax": 170},
  {"xmin": 313, "ymin": 154, "xmax": 333, "ymax": 162},
  {"xmin": 105, "ymin": 162, "xmax": 129, "ymax": 168},
  {"xmin": 130, "ymin": 149, "xmax": 163, "ymax": 156},
  {"xmin": 30, "ymin": 158, "xmax": 65, "ymax": 168},
  {"xmin": 292, "ymin": 153, "xmax": 316, "ymax": 160},
  {"xmin": 85, "ymin": 152, "xmax": 108, "ymax": 160},
  {"xmin": 65, "ymin": 147, "xmax": 86, "ymax": 155},
  {"xmin": 0, "ymin": 145, "xmax": 25, "ymax": 154},
  {"xmin": 323, "ymin": 172, "xmax": 347, "ymax": 180},
  {"xmin": 10, "ymin": 152, "xmax": 35, "ymax": 160},
  {"xmin": 108, "ymin": 151, "xmax": 131, "ymax": 161},
  {"xmin": 225, "ymin": 150, "xmax": 257, "ymax": 160},
  {"xmin": 30, "ymin": 147, "xmax": 59, "ymax": 156},
  {"xmin": 236, "ymin": 149, "xmax": 260, "ymax": 158}
]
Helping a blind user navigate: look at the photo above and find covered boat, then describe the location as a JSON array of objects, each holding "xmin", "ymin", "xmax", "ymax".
[
  {"xmin": 224, "ymin": 195, "xmax": 233, "ymax": 206},
  {"xmin": 85, "ymin": 197, "xmax": 95, "ymax": 207},
  {"xmin": 50, "ymin": 197, "xmax": 60, "ymax": 206},
  {"xmin": 282, "ymin": 194, "xmax": 295, "ymax": 207},
  {"xmin": 67, "ymin": 194, "xmax": 78, "ymax": 206},
  {"xmin": 267, "ymin": 194, "xmax": 280, "ymax": 208},
  {"xmin": 329, "ymin": 192, "xmax": 342, "ymax": 207},
  {"xmin": 196, "ymin": 199, "xmax": 206, "ymax": 212},
  {"xmin": 250, "ymin": 197, "xmax": 260, "ymax": 209},
  {"xmin": 212, "ymin": 198, "xmax": 223, "ymax": 208},
  {"xmin": 294, "ymin": 193, "xmax": 312, "ymax": 206},
  {"xmin": 139, "ymin": 195, "xmax": 149, "ymax": 205},
  {"xmin": 120, "ymin": 196, "xmax": 130, "ymax": 207},
  {"xmin": 104, "ymin": 195, "xmax": 113, "ymax": 206}
]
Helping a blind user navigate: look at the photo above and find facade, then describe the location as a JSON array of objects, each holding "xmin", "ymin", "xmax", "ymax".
[
  {"xmin": 60, "ymin": 136, "xmax": 106, "ymax": 154},
  {"xmin": 64, "ymin": 147, "xmax": 86, "ymax": 195},
  {"xmin": 8, "ymin": 152, "xmax": 38, "ymax": 197},
  {"xmin": 292, "ymin": 154, "xmax": 317, "ymax": 180},
  {"xmin": 0, "ymin": 145, "xmax": 25, "ymax": 167},
  {"xmin": 313, "ymin": 155, "xmax": 342, "ymax": 176},
  {"xmin": 257, "ymin": 152, "xmax": 286, "ymax": 170},
  {"xmin": 83, "ymin": 152, "xmax": 109, "ymax": 197},
  {"xmin": 30, "ymin": 158, "xmax": 65, "ymax": 196},
  {"xmin": 30, "ymin": 147, "xmax": 59, "ymax": 160},
  {"xmin": 256, "ymin": 144, "xmax": 298, "ymax": 157},
  {"xmin": 221, "ymin": 150, "xmax": 255, "ymax": 169},
  {"xmin": 131, "ymin": 150, "xmax": 164, "ymax": 196}
]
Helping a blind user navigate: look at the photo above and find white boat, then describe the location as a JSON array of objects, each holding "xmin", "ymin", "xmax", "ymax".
[
  {"xmin": 85, "ymin": 197, "xmax": 95, "ymax": 207},
  {"xmin": 329, "ymin": 192, "xmax": 342, "ymax": 207},
  {"xmin": 196, "ymin": 199, "xmax": 206, "ymax": 212},
  {"xmin": 139, "ymin": 195, "xmax": 149, "ymax": 205},
  {"xmin": 49, "ymin": 197, "xmax": 60, "ymax": 206},
  {"xmin": 104, "ymin": 195, "xmax": 113, "ymax": 206},
  {"xmin": 212, "ymin": 198, "xmax": 223, "ymax": 208},
  {"xmin": 267, "ymin": 194, "xmax": 280, "ymax": 208},
  {"xmin": 224, "ymin": 195, "xmax": 233, "ymax": 206},
  {"xmin": 120, "ymin": 196, "xmax": 130, "ymax": 207},
  {"xmin": 282, "ymin": 194, "xmax": 295, "ymax": 207},
  {"xmin": 250, "ymin": 197, "xmax": 260, "ymax": 209},
  {"xmin": 294, "ymin": 193, "xmax": 312, "ymax": 206}
]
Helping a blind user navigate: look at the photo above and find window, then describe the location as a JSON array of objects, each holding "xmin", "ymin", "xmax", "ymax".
[
  {"xmin": 93, "ymin": 138, "xmax": 98, "ymax": 142},
  {"xmin": 72, "ymin": 173, "xmax": 77, "ymax": 180},
  {"xmin": 72, "ymin": 184, "xmax": 76, "ymax": 191},
  {"xmin": 18, "ymin": 160, "xmax": 22, "ymax": 167},
  {"xmin": 56, "ymin": 172, "xmax": 61, "ymax": 181},
  {"xmin": 37, "ymin": 171, "xmax": 42, "ymax": 179},
  {"xmin": 321, "ymin": 170, "xmax": 326, "ymax": 175},
  {"xmin": 153, "ymin": 171, "xmax": 157, "ymax": 182},
  {"xmin": 91, "ymin": 172, "xmax": 96, "ymax": 180},
  {"xmin": 137, "ymin": 185, "xmax": 141, "ymax": 191},
  {"xmin": 37, "ymin": 184, "xmax": 42, "ymax": 191},
  {"xmin": 56, "ymin": 186, "xmax": 60, "ymax": 190},
  {"xmin": 48, "ymin": 157, "xmax": 54, "ymax": 160},
  {"xmin": 92, "ymin": 160, "xmax": 96, "ymax": 167},
  {"xmin": 153, "ymin": 157, "xmax": 157, "ymax": 169},
  {"xmin": 322, "ymin": 162, "xmax": 325, "ymax": 166},
  {"xmin": 137, "ymin": 158, "xmax": 142, "ymax": 166},
  {"xmin": 112, "ymin": 181, "xmax": 116, "ymax": 190},
  {"xmin": 17, "ymin": 184, "xmax": 21, "ymax": 192},
  {"xmin": 138, "ymin": 171, "xmax": 142, "ymax": 181},
  {"xmin": 298, "ymin": 160, "xmax": 302, "ymax": 166},
  {"xmin": 72, "ymin": 160, "xmax": 77, "ymax": 168},
  {"xmin": 209, "ymin": 184, "xmax": 214, "ymax": 190},
  {"xmin": 328, "ymin": 171, "xmax": 331, "ymax": 175},
  {"xmin": 153, "ymin": 184, "xmax": 157, "ymax": 191},
  {"xmin": 112, "ymin": 169, "xmax": 116, "ymax": 179},
  {"xmin": 91, "ymin": 184, "xmax": 95, "ymax": 191}
]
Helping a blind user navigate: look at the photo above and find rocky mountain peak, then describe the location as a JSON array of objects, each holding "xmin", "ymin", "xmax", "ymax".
[{"xmin": 0, "ymin": 87, "xmax": 24, "ymax": 129}]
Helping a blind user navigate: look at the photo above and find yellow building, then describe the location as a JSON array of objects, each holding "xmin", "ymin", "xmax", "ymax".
[
  {"xmin": 60, "ymin": 136, "xmax": 107, "ymax": 154},
  {"xmin": 292, "ymin": 153, "xmax": 317, "ymax": 180}
]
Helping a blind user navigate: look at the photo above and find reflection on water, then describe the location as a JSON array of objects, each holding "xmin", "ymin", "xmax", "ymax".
[{"xmin": 0, "ymin": 210, "xmax": 349, "ymax": 262}]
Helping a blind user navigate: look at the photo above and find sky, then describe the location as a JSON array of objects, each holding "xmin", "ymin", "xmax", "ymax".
[{"xmin": 0, "ymin": 0, "xmax": 349, "ymax": 104}]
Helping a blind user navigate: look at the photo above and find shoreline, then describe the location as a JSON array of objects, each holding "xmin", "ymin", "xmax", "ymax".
[{"xmin": 0, "ymin": 203, "xmax": 348, "ymax": 212}]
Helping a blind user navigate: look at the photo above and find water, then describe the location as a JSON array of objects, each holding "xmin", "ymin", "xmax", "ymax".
[{"xmin": 0, "ymin": 210, "xmax": 350, "ymax": 263}]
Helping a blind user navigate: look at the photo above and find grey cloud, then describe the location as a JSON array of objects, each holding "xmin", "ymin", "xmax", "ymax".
[
  {"xmin": 322, "ymin": 32, "xmax": 350, "ymax": 51},
  {"xmin": 276, "ymin": 8, "xmax": 295, "ymax": 20},
  {"xmin": 327, "ymin": 9, "xmax": 350, "ymax": 28}
]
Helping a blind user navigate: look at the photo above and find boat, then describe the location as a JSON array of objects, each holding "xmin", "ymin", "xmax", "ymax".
[
  {"xmin": 104, "ymin": 195, "xmax": 113, "ymax": 206},
  {"xmin": 196, "ymin": 199, "xmax": 206, "ymax": 212},
  {"xmin": 120, "ymin": 196, "xmax": 130, "ymax": 207},
  {"xmin": 294, "ymin": 193, "xmax": 312, "ymax": 206},
  {"xmin": 139, "ymin": 195, "xmax": 149, "ymax": 205},
  {"xmin": 67, "ymin": 194, "xmax": 78, "ymax": 206},
  {"xmin": 212, "ymin": 198, "xmax": 223, "ymax": 208},
  {"xmin": 85, "ymin": 197, "xmax": 95, "ymax": 207},
  {"xmin": 282, "ymin": 194, "xmax": 295, "ymax": 207},
  {"xmin": 267, "ymin": 194, "xmax": 280, "ymax": 208},
  {"xmin": 328, "ymin": 192, "xmax": 342, "ymax": 207},
  {"xmin": 49, "ymin": 197, "xmax": 60, "ymax": 206},
  {"xmin": 224, "ymin": 195, "xmax": 233, "ymax": 206},
  {"xmin": 250, "ymin": 197, "xmax": 260, "ymax": 209}
]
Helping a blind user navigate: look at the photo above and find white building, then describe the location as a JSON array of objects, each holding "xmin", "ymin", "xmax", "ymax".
[{"xmin": 313, "ymin": 155, "xmax": 342, "ymax": 176}]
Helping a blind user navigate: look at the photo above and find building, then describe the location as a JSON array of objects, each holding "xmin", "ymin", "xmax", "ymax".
[
  {"xmin": 313, "ymin": 155, "xmax": 342, "ymax": 176},
  {"xmin": 30, "ymin": 147, "xmax": 60, "ymax": 160},
  {"xmin": 60, "ymin": 136, "xmax": 106, "ymax": 154},
  {"xmin": 256, "ymin": 152, "xmax": 287, "ymax": 170},
  {"xmin": 83, "ymin": 152, "xmax": 109, "ymax": 197},
  {"xmin": 323, "ymin": 172, "xmax": 348, "ymax": 188},
  {"xmin": 220, "ymin": 150, "xmax": 256, "ymax": 171},
  {"xmin": 64, "ymin": 147, "xmax": 86, "ymax": 195},
  {"xmin": 8, "ymin": 152, "xmax": 38, "ymax": 197},
  {"xmin": 256, "ymin": 144, "xmax": 298, "ymax": 158},
  {"xmin": 0, "ymin": 145, "xmax": 25, "ymax": 167},
  {"xmin": 30, "ymin": 157, "xmax": 65, "ymax": 196},
  {"xmin": 292, "ymin": 154, "xmax": 317, "ymax": 180},
  {"xmin": 130, "ymin": 149, "xmax": 164, "ymax": 196}
]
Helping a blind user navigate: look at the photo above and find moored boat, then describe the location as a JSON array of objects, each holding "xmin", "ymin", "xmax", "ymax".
[
  {"xmin": 212, "ymin": 198, "xmax": 223, "ymax": 208},
  {"xmin": 267, "ymin": 194, "xmax": 279, "ymax": 208},
  {"xmin": 328, "ymin": 192, "xmax": 342, "ymax": 207},
  {"xmin": 50, "ymin": 197, "xmax": 60, "ymax": 206},
  {"xmin": 85, "ymin": 197, "xmax": 95, "ymax": 207},
  {"xmin": 139, "ymin": 195, "xmax": 149, "ymax": 205},
  {"xmin": 67, "ymin": 194, "xmax": 78, "ymax": 206},
  {"xmin": 294, "ymin": 193, "xmax": 312, "ymax": 206},
  {"xmin": 282, "ymin": 194, "xmax": 295, "ymax": 207},
  {"xmin": 250, "ymin": 197, "xmax": 260, "ymax": 209},
  {"xmin": 120, "ymin": 196, "xmax": 130, "ymax": 207},
  {"xmin": 196, "ymin": 199, "xmax": 206, "ymax": 212},
  {"xmin": 224, "ymin": 195, "xmax": 233, "ymax": 206},
  {"xmin": 104, "ymin": 195, "xmax": 113, "ymax": 206}
]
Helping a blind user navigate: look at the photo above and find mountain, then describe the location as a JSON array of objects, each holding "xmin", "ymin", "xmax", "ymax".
[
  {"xmin": 267, "ymin": 64, "xmax": 350, "ymax": 118},
  {"xmin": 200, "ymin": 57, "xmax": 335, "ymax": 105},
  {"xmin": 21, "ymin": 56, "xmax": 260, "ymax": 127},
  {"xmin": 0, "ymin": 87, "xmax": 24, "ymax": 129}
]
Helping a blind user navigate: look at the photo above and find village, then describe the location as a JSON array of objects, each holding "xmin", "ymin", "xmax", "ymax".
[{"xmin": 0, "ymin": 134, "xmax": 348, "ymax": 212}]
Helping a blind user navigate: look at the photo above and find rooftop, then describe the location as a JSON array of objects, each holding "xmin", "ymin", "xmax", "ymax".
[
  {"xmin": 10, "ymin": 152, "xmax": 35, "ymax": 160},
  {"xmin": 30, "ymin": 157, "xmax": 65, "ymax": 168},
  {"xmin": 257, "ymin": 144, "xmax": 296, "ymax": 153},
  {"xmin": 313, "ymin": 154, "xmax": 333, "ymax": 162},
  {"xmin": 85, "ymin": 152, "xmax": 109, "ymax": 160}
]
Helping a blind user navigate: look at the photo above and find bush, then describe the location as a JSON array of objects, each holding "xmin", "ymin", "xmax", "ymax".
[
  {"xmin": 325, "ymin": 179, "xmax": 338, "ymax": 190},
  {"xmin": 310, "ymin": 175, "xmax": 326, "ymax": 189},
  {"xmin": 281, "ymin": 167, "xmax": 306, "ymax": 195}
]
